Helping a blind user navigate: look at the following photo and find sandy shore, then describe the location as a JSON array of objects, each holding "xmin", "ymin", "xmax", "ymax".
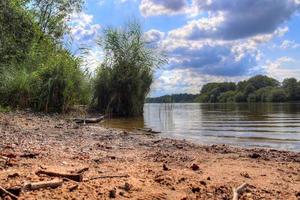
[{"xmin": 0, "ymin": 112, "xmax": 299, "ymax": 200}]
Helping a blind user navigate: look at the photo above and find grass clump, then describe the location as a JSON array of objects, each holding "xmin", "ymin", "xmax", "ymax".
[{"xmin": 93, "ymin": 22, "xmax": 166, "ymax": 116}]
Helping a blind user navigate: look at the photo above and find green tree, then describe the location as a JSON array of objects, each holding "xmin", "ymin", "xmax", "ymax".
[
  {"xmin": 93, "ymin": 22, "xmax": 166, "ymax": 116},
  {"xmin": 234, "ymin": 92, "xmax": 247, "ymax": 102},
  {"xmin": 267, "ymin": 88, "xmax": 287, "ymax": 102},
  {"xmin": 218, "ymin": 91, "xmax": 237, "ymax": 103},
  {"xmin": 282, "ymin": 78, "xmax": 300, "ymax": 101},
  {"xmin": 0, "ymin": 0, "xmax": 88, "ymax": 113}
]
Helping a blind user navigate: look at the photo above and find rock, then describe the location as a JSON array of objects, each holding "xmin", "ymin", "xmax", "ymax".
[
  {"xmin": 109, "ymin": 188, "xmax": 116, "ymax": 198},
  {"xmin": 119, "ymin": 191, "xmax": 125, "ymax": 196},
  {"xmin": 7, "ymin": 173, "xmax": 19, "ymax": 179},
  {"xmin": 249, "ymin": 153, "xmax": 261, "ymax": 159},
  {"xmin": 207, "ymin": 177, "xmax": 211, "ymax": 180},
  {"xmin": 191, "ymin": 163, "xmax": 200, "ymax": 171},
  {"xmin": 191, "ymin": 187, "xmax": 200, "ymax": 193},
  {"xmin": 200, "ymin": 180, "xmax": 207, "ymax": 186},
  {"xmin": 123, "ymin": 183, "xmax": 132, "ymax": 192},
  {"xmin": 163, "ymin": 164, "xmax": 169, "ymax": 171},
  {"xmin": 240, "ymin": 171, "xmax": 251, "ymax": 178}
]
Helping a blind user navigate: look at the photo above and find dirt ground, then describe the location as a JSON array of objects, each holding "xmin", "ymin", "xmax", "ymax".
[{"xmin": 0, "ymin": 112, "xmax": 299, "ymax": 200}]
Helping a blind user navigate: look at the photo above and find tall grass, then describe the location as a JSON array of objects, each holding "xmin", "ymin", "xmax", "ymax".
[
  {"xmin": 0, "ymin": 0, "xmax": 90, "ymax": 113},
  {"xmin": 93, "ymin": 22, "xmax": 166, "ymax": 116}
]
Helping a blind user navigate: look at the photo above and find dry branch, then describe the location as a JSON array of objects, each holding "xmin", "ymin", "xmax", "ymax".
[
  {"xmin": 36, "ymin": 170, "xmax": 83, "ymax": 182},
  {"xmin": 84, "ymin": 174, "xmax": 129, "ymax": 182},
  {"xmin": 0, "ymin": 185, "xmax": 19, "ymax": 200},
  {"xmin": 23, "ymin": 179, "xmax": 63, "ymax": 191},
  {"xmin": 75, "ymin": 167, "xmax": 89, "ymax": 174},
  {"xmin": 232, "ymin": 183, "xmax": 248, "ymax": 200},
  {"xmin": 72, "ymin": 116, "xmax": 104, "ymax": 124}
]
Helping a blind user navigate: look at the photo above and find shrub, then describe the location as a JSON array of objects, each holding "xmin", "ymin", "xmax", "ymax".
[{"xmin": 93, "ymin": 22, "xmax": 166, "ymax": 116}]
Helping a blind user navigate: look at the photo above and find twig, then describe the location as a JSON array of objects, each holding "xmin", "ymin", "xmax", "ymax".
[
  {"xmin": 75, "ymin": 167, "xmax": 89, "ymax": 174},
  {"xmin": 0, "ymin": 185, "xmax": 19, "ymax": 200},
  {"xmin": 232, "ymin": 183, "xmax": 248, "ymax": 200},
  {"xmin": 84, "ymin": 175, "xmax": 129, "ymax": 182},
  {"xmin": 36, "ymin": 170, "xmax": 83, "ymax": 182}
]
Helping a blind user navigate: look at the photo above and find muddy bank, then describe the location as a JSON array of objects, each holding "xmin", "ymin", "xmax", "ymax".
[{"xmin": 0, "ymin": 112, "xmax": 299, "ymax": 200}]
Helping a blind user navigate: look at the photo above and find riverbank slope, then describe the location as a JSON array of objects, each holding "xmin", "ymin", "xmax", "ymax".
[{"xmin": 0, "ymin": 112, "xmax": 299, "ymax": 199}]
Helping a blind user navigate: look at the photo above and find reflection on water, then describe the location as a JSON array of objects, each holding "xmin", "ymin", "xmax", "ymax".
[{"xmin": 101, "ymin": 103, "xmax": 300, "ymax": 151}]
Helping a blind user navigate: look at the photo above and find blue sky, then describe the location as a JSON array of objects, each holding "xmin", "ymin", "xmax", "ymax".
[{"xmin": 68, "ymin": 0, "xmax": 300, "ymax": 97}]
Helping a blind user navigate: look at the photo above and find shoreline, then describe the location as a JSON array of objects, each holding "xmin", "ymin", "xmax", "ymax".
[{"xmin": 0, "ymin": 112, "xmax": 299, "ymax": 199}]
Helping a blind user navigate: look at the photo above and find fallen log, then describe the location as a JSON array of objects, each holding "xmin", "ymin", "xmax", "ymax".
[
  {"xmin": 23, "ymin": 179, "xmax": 63, "ymax": 191},
  {"xmin": 0, "ymin": 185, "xmax": 19, "ymax": 200},
  {"xmin": 72, "ymin": 116, "xmax": 104, "ymax": 124},
  {"xmin": 36, "ymin": 170, "xmax": 83, "ymax": 182},
  {"xmin": 232, "ymin": 183, "xmax": 248, "ymax": 200}
]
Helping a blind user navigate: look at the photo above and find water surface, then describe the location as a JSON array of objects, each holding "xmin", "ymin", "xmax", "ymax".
[{"xmin": 102, "ymin": 103, "xmax": 300, "ymax": 151}]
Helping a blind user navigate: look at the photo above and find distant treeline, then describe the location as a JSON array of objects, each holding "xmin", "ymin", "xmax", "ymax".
[
  {"xmin": 146, "ymin": 93, "xmax": 199, "ymax": 103},
  {"xmin": 197, "ymin": 75, "xmax": 300, "ymax": 103},
  {"xmin": 148, "ymin": 75, "xmax": 300, "ymax": 103},
  {"xmin": 146, "ymin": 93, "xmax": 198, "ymax": 103}
]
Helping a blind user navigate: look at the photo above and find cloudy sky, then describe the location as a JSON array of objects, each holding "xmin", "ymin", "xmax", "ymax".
[{"xmin": 68, "ymin": 0, "xmax": 300, "ymax": 97}]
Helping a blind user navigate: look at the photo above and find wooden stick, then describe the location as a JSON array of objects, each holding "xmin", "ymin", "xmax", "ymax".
[
  {"xmin": 232, "ymin": 183, "xmax": 248, "ymax": 200},
  {"xmin": 0, "ymin": 185, "xmax": 19, "ymax": 200},
  {"xmin": 75, "ymin": 167, "xmax": 89, "ymax": 174},
  {"xmin": 36, "ymin": 170, "xmax": 83, "ymax": 182},
  {"xmin": 84, "ymin": 175, "xmax": 129, "ymax": 182},
  {"xmin": 23, "ymin": 179, "xmax": 63, "ymax": 191}
]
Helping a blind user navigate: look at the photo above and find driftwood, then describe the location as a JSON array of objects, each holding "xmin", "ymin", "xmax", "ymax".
[
  {"xmin": 136, "ymin": 128, "xmax": 161, "ymax": 134},
  {"xmin": 36, "ymin": 170, "xmax": 83, "ymax": 182},
  {"xmin": 84, "ymin": 174, "xmax": 129, "ymax": 182},
  {"xmin": 0, "ymin": 186, "xmax": 19, "ymax": 200},
  {"xmin": 75, "ymin": 167, "xmax": 89, "ymax": 174},
  {"xmin": 72, "ymin": 116, "xmax": 104, "ymax": 124},
  {"xmin": 23, "ymin": 179, "xmax": 63, "ymax": 191},
  {"xmin": 232, "ymin": 183, "xmax": 248, "ymax": 200}
]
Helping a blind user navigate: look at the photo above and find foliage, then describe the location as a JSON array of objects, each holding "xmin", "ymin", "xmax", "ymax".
[
  {"xmin": 0, "ymin": 106, "xmax": 11, "ymax": 113},
  {"xmin": 266, "ymin": 88, "xmax": 287, "ymax": 102},
  {"xmin": 198, "ymin": 82, "xmax": 236, "ymax": 103},
  {"xmin": 146, "ymin": 94, "xmax": 198, "ymax": 103},
  {"xmin": 282, "ymin": 78, "xmax": 300, "ymax": 101},
  {"xmin": 93, "ymin": 22, "xmax": 166, "ymax": 116},
  {"xmin": 218, "ymin": 91, "xmax": 237, "ymax": 103},
  {"xmin": 0, "ymin": 0, "xmax": 88, "ymax": 113},
  {"xmin": 196, "ymin": 75, "xmax": 297, "ymax": 103}
]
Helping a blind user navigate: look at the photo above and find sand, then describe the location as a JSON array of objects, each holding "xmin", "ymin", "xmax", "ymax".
[{"xmin": 0, "ymin": 112, "xmax": 299, "ymax": 200}]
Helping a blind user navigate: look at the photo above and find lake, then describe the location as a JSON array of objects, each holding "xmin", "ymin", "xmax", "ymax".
[{"xmin": 101, "ymin": 103, "xmax": 300, "ymax": 151}]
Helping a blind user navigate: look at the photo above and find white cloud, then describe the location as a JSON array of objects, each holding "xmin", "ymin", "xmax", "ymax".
[
  {"xmin": 80, "ymin": 47, "xmax": 104, "ymax": 72},
  {"xmin": 264, "ymin": 57, "xmax": 300, "ymax": 80},
  {"xmin": 280, "ymin": 40, "xmax": 300, "ymax": 49},
  {"xmin": 68, "ymin": 12, "xmax": 101, "ymax": 43},
  {"xmin": 144, "ymin": 29, "xmax": 165, "ymax": 43},
  {"xmin": 140, "ymin": 0, "xmax": 189, "ymax": 17},
  {"xmin": 150, "ymin": 68, "xmax": 248, "ymax": 96}
]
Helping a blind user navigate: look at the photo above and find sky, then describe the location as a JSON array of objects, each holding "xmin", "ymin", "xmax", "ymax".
[{"xmin": 68, "ymin": 0, "xmax": 300, "ymax": 97}]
